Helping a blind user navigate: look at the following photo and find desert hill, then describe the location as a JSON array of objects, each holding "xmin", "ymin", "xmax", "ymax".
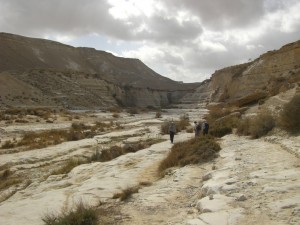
[
  {"xmin": 0, "ymin": 33, "xmax": 198, "ymax": 109},
  {"xmin": 1, "ymin": 32, "xmax": 300, "ymax": 111}
]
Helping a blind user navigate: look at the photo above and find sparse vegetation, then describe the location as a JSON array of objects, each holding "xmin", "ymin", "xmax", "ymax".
[
  {"xmin": 91, "ymin": 138, "xmax": 163, "ymax": 162},
  {"xmin": 50, "ymin": 158, "xmax": 87, "ymax": 175},
  {"xmin": 237, "ymin": 110, "xmax": 276, "ymax": 138},
  {"xmin": 0, "ymin": 168, "xmax": 22, "ymax": 191},
  {"xmin": 126, "ymin": 107, "xmax": 139, "ymax": 115},
  {"xmin": 279, "ymin": 94, "xmax": 300, "ymax": 133},
  {"xmin": 1, "ymin": 121, "xmax": 112, "ymax": 151},
  {"xmin": 204, "ymin": 106, "xmax": 240, "ymax": 137},
  {"xmin": 42, "ymin": 201, "xmax": 98, "ymax": 225},
  {"xmin": 108, "ymin": 106, "xmax": 122, "ymax": 113},
  {"xmin": 112, "ymin": 186, "xmax": 140, "ymax": 201},
  {"xmin": 158, "ymin": 136, "xmax": 221, "ymax": 174},
  {"xmin": 155, "ymin": 111, "xmax": 162, "ymax": 118}
]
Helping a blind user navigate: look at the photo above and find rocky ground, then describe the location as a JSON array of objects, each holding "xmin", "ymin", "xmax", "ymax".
[{"xmin": 0, "ymin": 105, "xmax": 299, "ymax": 225}]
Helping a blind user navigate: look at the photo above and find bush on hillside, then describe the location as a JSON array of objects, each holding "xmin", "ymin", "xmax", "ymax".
[
  {"xmin": 209, "ymin": 126, "xmax": 232, "ymax": 137},
  {"xmin": 237, "ymin": 110, "xmax": 275, "ymax": 139},
  {"xmin": 279, "ymin": 94, "xmax": 300, "ymax": 133},
  {"xmin": 158, "ymin": 136, "xmax": 221, "ymax": 174}
]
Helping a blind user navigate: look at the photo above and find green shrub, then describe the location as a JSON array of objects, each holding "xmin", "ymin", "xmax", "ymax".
[
  {"xmin": 279, "ymin": 94, "xmax": 300, "ymax": 133},
  {"xmin": 158, "ymin": 136, "xmax": 221, "ymax": 174}
]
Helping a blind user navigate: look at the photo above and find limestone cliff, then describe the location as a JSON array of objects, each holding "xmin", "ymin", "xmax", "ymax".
[{"xmin": 189, "ymin": 40, "xmax": 300, "ymax": 107}]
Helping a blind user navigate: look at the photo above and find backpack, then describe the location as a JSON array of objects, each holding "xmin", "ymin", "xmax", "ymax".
[{"xmin": 196, "ymin": 124, "xmax": 201, "ymax": 131}]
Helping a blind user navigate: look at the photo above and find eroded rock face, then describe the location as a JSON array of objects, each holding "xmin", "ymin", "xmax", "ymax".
[{"xmin": 188, "ymin": 40, "xmax": 300, "ymax": 106}]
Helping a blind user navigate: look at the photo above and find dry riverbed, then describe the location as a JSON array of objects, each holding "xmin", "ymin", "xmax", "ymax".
[{"xmin": 0, "ymin": 107, "xmax": 299, "ymax": 225}]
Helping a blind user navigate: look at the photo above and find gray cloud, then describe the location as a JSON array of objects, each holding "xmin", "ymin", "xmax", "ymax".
[{"xmin": 0, "ymin": 0, "xmax": 299, "ymax": 82}]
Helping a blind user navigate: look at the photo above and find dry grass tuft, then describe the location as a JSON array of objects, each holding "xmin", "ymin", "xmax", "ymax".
[
  {"xmin": 0, "ymin": 168, "xmax": 22, "ymax": 191},
  {"xmin": 279, "ymin": 94, "xmax": 300, "ymax": 133},
  {"xmin": 50, "ymin": 158, "xmax": 87, "ymax": 175},
  {"xmin": 204, "ymin": 106, "xmax": 241, "ymax": 137},
  {"xmin": 112, "ymin": 186, "xmax": 140, "ymax": 201},
  {"xmin": 237, "ymin": 110, "xmax": 276, "ymax": 138},
  {"xmin": 92, "ymin": 138, "xmax": 163, "ymax": 162},
  {"xmin": 2, "ymin": 121, "xmax": 112, "ymax": 151},
  {"xmin": 42, "ymin": 201, "xmax": 98, "ymax": 225},
  {"xmin": 158, "ymin": 136, "xmax": 221, "ymax": 174}
]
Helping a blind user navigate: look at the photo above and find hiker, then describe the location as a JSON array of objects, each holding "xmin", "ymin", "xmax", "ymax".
[
  {"xmin": 169, "ymin": 121, "xmax": 176, "ymax": 144},
  {"xmin": 203, "ymin": 121, "xmax": 209, "ymax": 135},
  {"xmin": 194, "ymin": 121, "xmax": 201, "ymax": 137}
]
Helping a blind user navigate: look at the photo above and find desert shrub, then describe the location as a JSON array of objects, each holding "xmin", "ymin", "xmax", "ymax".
[
  {"xmin": 177, "ymin": 116, "xmax": 190, "ymax": 132},
  {"xmin": 236, "ymin": 118, "xmax": 251, "ymax": 136},
  {"xmin": 71, "ymin": 122, "xmax": 89, "ymax": 130},
  {"xmin": 160, "ymin": 121, "xmax": 170, "ymax": 134},
  {"xmin": 91, "ymin": 138, "xmax": 163, "ymax": 162},
  {"xmin": 279, "ymin": 94, "xmax": 300, "ymax": 133},
  {"xmin": 67, "ymin": 129, "xmax": 86, "ymax": 141},
  {"xmin": 112, "ymin": 186, "xmax": 140, "ymax": 201},
  {"xmin": 206, "ymin": 107, "xmax": 232, "ymax": 122},
  {"xmin": 51, "ymin": 158, "xmax": 86, "ymax": 175},
  {"xmin": 100, "ymin": 146, "xmax": 124, "ymax": 162},
  {"xmin": 42, "ymin": 201, "xmax": 98, "ymax": 225},
  {"xmin": 14, "ymin": 119, "xmax": 29, "ymax": 123},
  {"xmin": 108, "ymin": 106, "xmax": 122, "ymax": 113},
  {"xmin": 158, "ymin": 136, "xmax": 221, "ymax": 173},
  {"xmin": 206, "ymin": 111, "xmax": 240, "ymax": 137},
  {"xmin": 1, "ymin": 169, "xmax": 11, "ymax": 179},
  {"xmin": 112, "ymin": 113, "xmax": 119, "ymax": 118},
  {"xmin": 18, "ymin": 130, "xmax": 68, "ymax": 149},
  {"xmin": 126, "ymin": 108, "xmax": 139, "ymax": 115},
  {"xmin": 237, "ymin": 111, "xmax": 275, "ymax": 138},
  {"xmin": 1, "ymin": 140, "xmax": 16, "ymax": 149},
  {"xmin": 155, "ymin": 111, "xmax": 162, "ymax": 118},
  {"xmin": 0, "ymin": 168, "xmax": 22, "ymax": 191},
  {"xmin": 209, "ymin": 126, "xmax": 232, "ymax": 137},
  {"xmin": 186, "ymin": 127, "xmax": 194, "ymax": 133}
]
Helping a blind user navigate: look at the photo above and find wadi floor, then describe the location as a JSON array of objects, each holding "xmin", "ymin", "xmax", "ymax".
[{"xmin": 0, "ymin": 106, "xmax": 299, "ymax": 225}]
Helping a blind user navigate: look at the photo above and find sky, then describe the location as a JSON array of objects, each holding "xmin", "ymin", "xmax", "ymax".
[{"xmin": 1, "ymin": 0, "xmax": 300, "ymax": 83}]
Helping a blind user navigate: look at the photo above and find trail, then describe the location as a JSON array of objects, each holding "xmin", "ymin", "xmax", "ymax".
[{"xmin": 117, "ymin": 134, "xmax": 300, "ymax": 225}]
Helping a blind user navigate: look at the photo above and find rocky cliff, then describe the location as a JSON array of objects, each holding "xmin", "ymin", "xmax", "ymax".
[
  {"xmin": 189, "ymin": 40, "xmax": 300, "ymax": 107},
  {"xmin": 0, "ymin": 33, "xmax": 198, "ymax": 109}
]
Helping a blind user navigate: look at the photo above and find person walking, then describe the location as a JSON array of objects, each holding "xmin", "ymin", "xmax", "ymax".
[
  {"xmin": 203, "ymin": 121, "xmax": 209, "ymax": 135},
  {"xmin": 169, "ymin": 121, "xmax": 176, "ymax": 144},
  {"xmin": 194, "ymin": 121, "xmax": 201, "ymax": 137}
]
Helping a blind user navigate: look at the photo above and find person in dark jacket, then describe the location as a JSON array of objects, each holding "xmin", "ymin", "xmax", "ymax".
[
  {"xmin": 203, "ymin": 121, "xmax": 209, "ymax": 135},
  {"xmin": 194, "ymin": 121, "xmax": 201, "ymax": 137},
  {"xmin": 169, "ymin": 121, "xmax": 176, "ymax": 144}
]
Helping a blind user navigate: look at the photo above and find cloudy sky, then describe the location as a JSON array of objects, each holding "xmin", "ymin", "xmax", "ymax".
[{"xmin": 1, "ymin": 0, "xmax": 300, "ymax": 82}]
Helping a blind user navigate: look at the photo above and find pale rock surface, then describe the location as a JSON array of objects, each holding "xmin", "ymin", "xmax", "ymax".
[{"xmin": 0, "ymin": 110, "xmax": 299, "ymax": 225}]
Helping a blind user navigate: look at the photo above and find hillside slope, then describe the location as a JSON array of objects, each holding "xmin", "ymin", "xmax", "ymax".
[
  {"xmin": 0, "ymin": 33, "xmax": 198, "ymax": 109},
  {"xmin": 182, "ymin": 40, "xmax": 300, "ymax": 107}
]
